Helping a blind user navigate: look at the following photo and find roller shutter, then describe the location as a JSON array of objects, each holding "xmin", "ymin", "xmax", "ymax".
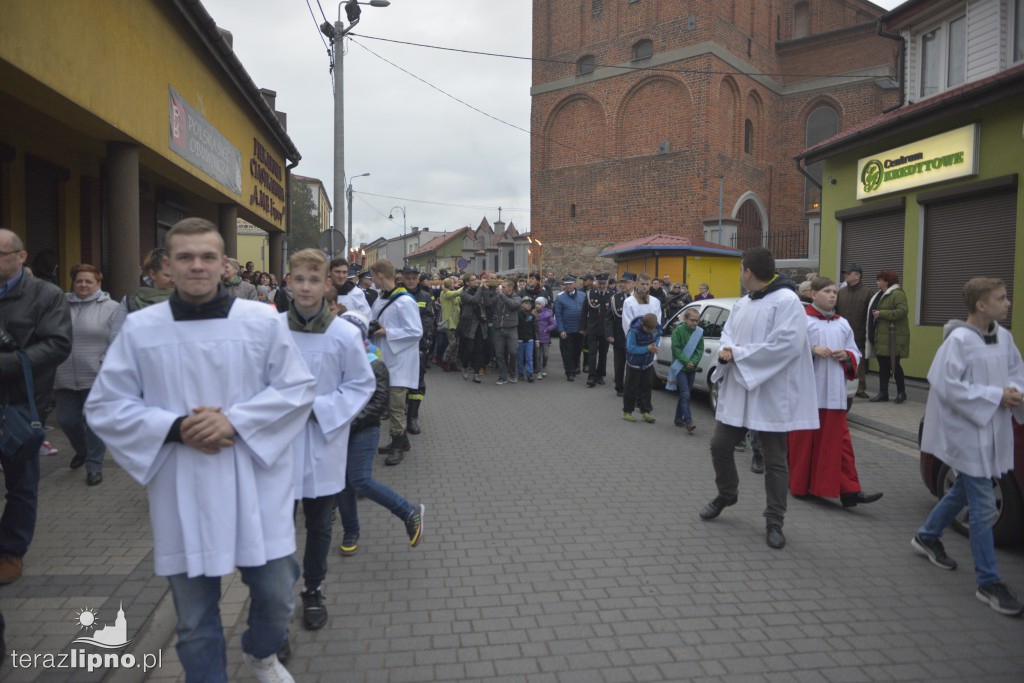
[
  {"xmin": 840, "ymin": 210, "xmax": 905, "ymax": 286},
  {"xmin": 920, "ymin": 190, "xmax": 1016, "ymax": 327}
]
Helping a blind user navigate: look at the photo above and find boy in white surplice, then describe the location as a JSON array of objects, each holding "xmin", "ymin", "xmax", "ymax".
[
  {"xmin": 912, "ymin": 277, "xmax": 1024, "ymax": 617},
  {"xmin": 86, "ymin": 219, "xmax": 316, "ymax": 682},
  {"xmin": 282, "ymin": 249, "xmax": 374, "ymax": 632}
]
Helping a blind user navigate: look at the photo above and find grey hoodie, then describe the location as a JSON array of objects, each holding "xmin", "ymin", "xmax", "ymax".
[
  {"xmin": 942, "ymin": 319, "xmax": 1000, "ymax": 344},
  {"xmin": 54, "ymin": 290, "xmax": 120, "ymax": 390}
]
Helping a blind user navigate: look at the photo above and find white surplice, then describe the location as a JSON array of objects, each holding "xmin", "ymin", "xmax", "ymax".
[
  {"xmin": 84, "ymin": 300, "xmax": 316, "ymax": 578},
  {"xmin": 371, "ymin": 291, "xmax": 422, "ymax": 389},
  {"xmin": 922, "ymin": 321, "xmax": 1024, "ymax": 479},
  {"xmin": 806, "ymin": 309, "xmax": 860, "ymax": 410},
  {"xmin": 621, "ymin": 295, "xmax": 662, "ymax": 335},
  {"xmin": 714, "ymin": 288, "xmax": 820, "ymax": 432},
  {"xmin": 286, "ymin": 315, "xmax": 376, "ymax": 500},
  {"xmin": 337, "ymin": 286, "xmax": 371, "ymax": 318}
]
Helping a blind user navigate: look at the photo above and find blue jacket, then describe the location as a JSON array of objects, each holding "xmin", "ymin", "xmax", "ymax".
[
  {"xmin": 554, "ymin": 289, "xmax": 585, "ymax": 334},
  {"xmin": 625, "ymin": 316, "xmax": 661, "ymax": 369}
]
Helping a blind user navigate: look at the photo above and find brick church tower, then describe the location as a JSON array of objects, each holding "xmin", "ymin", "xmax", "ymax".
[{"xmin": 531, "ymin": 0, "xmax": 900, "ymax": 275}]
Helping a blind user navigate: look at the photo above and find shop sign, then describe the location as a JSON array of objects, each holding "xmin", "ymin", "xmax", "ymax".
[
  {"xmin": 248, "ymin": 138, "xmax": 285, "ymax": 224},
  {"xmin": 168, "ymin": 87, "xmax": 242, "ymax": 195},
  {"xmin": 856, "ymin": 124, "xmax": 979, "ymax": 200}
]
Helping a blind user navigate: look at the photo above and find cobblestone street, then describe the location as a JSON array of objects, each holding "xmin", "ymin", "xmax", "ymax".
[{"xmin": 3, "ymin": 356, "xmax": 1023, "ymax": 682}]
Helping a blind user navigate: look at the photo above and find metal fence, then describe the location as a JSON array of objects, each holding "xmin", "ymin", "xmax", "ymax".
[{"xmin": 730, "ymin": 230, "xmax": 808, "ymax": 260}]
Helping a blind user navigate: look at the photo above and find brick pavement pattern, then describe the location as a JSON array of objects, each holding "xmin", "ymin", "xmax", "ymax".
[{"xmin": 2, "ymin": 358, "xmax": 1023, "ymax": 682}]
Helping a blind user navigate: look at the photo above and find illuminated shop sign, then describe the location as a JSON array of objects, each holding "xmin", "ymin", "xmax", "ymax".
[
  {"xmin": 168, "ymin": 87, "xmax": 242, "ymax": 195},
  {"xmin": 856, "ymin": 124, "xmax": 979, "ymax": 200}
]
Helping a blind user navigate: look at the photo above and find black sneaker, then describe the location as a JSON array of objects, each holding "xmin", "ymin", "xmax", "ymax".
[
  {"xmin": 405, "ymin": 504, "xmax": 425, "ymax": 548},
  {"xmin": 300, "ymin": 588, "xmax": 328, "ymax": 630},
  {"xmin": 339, "ymin": 534, "xmax": 359, "ymax": 557},
  {"xmin": 699, "ymin": 495, "xmax": 737, "ymax": 520},
  {"xmin": 975, "ymin": 582, "xmax": 1024, "ymax": 616},
  {"xmin": 911, "ymin": 534, "xmax": 957, "ymax": 570}
]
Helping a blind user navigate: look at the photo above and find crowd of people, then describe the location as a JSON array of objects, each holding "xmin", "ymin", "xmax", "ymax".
[{"xmin": 0, "ymin": 225, "xmax": 1021, "ymax": 679}]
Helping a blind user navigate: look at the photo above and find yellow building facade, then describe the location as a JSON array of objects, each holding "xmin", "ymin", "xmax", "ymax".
[{"xmin": 0, "ymin": 0, "xmax": 299, "ymax": 296}]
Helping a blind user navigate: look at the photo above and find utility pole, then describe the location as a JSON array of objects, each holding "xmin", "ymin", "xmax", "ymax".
[
  {"xmin": 322, "ymin": 0, "xmax": 390, "ymax": 258},
  {"xmin": 347, "ymin": 172, "xmax": 370, "ymax": 261}
]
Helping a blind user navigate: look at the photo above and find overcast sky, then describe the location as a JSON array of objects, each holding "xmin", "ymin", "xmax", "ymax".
[{"xmin": 203, "ymin": 0, "xmax": 905, "ymax": 249}]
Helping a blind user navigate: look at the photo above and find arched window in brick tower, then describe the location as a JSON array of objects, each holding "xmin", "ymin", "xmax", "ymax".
[
  {"xmin": 804, "ymin": 105, "xmax": 839, "ymax": 212},
  {"xmin": 793, "ymin": 2, "xmax": 810, "ymax": 39},
  {"xmin": 743, "ymin": 119, "xmax": 754, "ymax": 154},
  {"xmin": 736, "ymin": 199, "xmax": 763, "ymax": 251}
]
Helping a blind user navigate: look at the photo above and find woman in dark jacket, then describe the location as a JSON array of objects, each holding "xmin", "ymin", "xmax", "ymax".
[
  {"xmin": 866, "ymin": 269, "xmax": 910, "ymax": 403},
  {"xmin": 458, "ymin": 273, "xmax": 488, "ymax": 383}
]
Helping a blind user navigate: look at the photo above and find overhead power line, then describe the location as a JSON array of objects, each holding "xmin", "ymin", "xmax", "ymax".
[
  {"xmin": 355, "ymin": 190, "xmax": 528, "ymax": 214},
  {"xmin": 350, "ymin": 32, "xmax": 885, "ymax": 81}
]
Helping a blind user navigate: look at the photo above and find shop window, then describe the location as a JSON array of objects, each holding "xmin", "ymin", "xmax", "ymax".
[
  {"xmin": 632, "ymin": 39, "xmax": 653, "ymax": 61},
  {"xmin": 919, "ymin": 14, "xmax": 966, "ymax": 98},
  {"xmin": 743, "ymin": 119, "xmax": 754, "ymax": 155},
  {"xmin": 577, "ymin": 55, "xmax": 596, "ymax": 76}
]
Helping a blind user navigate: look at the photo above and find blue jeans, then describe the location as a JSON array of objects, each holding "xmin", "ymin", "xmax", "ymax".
[
  {"xmin": 337, "ymin": 425, "xmax": 415, "ymax": 539},
  {"xmin": 300, "ymin": 496, "xmax": 336, "ymax": 591},
  {"xmin": 517, "ymin": 340, "xmax": 535, "ymax": 377},
  {"xmin": 167, "ymin": 553, "xmax": 299, "ymax": 681},
  {"xmin": 674, "ymin": 370, "xmax": 696, "ymax": 421},
  {"xmin": 57, "ymin": 388, "xmax": 107, "ymax": 475},
  {"xmin": 0, "ymin": 434, "xmax": 40, "ymax": 557},
  {"xmin": 917, "ymin": 472, "xmax": 1001, "ymax": 586}
]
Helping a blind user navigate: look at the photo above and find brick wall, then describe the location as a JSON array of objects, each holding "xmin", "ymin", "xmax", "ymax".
[{"xmin": 531, "ymin": 0, "xmax": 899, "ymax": 274}]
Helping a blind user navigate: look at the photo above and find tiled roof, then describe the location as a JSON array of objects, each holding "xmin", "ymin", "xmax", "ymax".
[
  {"xmin": 599, "ymin": 234, "xmax": 742, "ymax": 258},
  {"xmin": 799, "ymin": 63, "xmax": 1024, "ymax": 162},
  {"xmin": 408, "ymin": 227, "xmax": 470, "ymax": 258}
]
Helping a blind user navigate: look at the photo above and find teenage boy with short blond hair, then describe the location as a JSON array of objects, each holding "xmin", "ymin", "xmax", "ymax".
[
  {"xmin": 912, "ymin": 277, "xmax": 1024, "ymax": 617},
  {"xmin": 284, "ymin": 249, "xmax": 375, "ymax": 630}
]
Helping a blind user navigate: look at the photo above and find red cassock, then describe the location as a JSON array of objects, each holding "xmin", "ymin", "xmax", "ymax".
[{"xmin": 788, "ymin": 409, "xmax": 861, "ymax": 498}]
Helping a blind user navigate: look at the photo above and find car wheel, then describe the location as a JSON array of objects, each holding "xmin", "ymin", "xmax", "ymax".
[{"xmin": 937, "ymin": 465, "xmax": 1024, "ymax": 547}]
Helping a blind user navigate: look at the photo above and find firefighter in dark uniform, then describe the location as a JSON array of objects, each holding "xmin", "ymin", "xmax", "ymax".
[
  {"xmin": 580, "ymin": 273, "xmax": 613, "ymax": 387},
  {"xmin": 579, "ymin": 274, "xmax": 594, "ymax": 374},
  {"xmin": 609, "ymin": 272, "xmax": 636, "ymax": 397},
  {"xmin": 399, "ymin": 266, "xmax": 434, "ymax": 435}
]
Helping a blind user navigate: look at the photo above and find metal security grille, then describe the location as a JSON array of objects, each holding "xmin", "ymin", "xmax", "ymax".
[
  {"xmin": 840, "ymin": 210, "xmax": 905, "ymax": 289},
  {"xmin": 920, "ymin": 190, "xmax": 1016, "ymax": 327}
]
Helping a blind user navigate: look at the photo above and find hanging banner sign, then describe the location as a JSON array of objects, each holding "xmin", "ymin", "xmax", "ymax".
[
  {"xmin": 856, "ymin": 124, "xmax": 979, "ymax": 200},
  {"xmin": 168, "ymin": 87, "xmax": 242, "ymax": 196}
]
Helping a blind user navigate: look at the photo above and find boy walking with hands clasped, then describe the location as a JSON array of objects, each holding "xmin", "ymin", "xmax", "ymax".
[{"xmin": 912, "ymin": 277, "xmax": 1024, "ymax": 617}]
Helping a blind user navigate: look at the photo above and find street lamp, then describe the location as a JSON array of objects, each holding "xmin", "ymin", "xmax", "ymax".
[
  {"xmin": 346, "ymin": 172, "xmax": 369, "ymax": 261},
  {"xmin": 321, "ymin": 0, "xmax": 390, "ymax": 257},
  {"xmin": 388, "ymin": 205, "xmax": 406, "ymax": 264}
]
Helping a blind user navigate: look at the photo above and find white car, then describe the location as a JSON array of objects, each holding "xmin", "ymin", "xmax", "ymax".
[{"xmin": 653, "ymin": 298, "xmax": 857, "ymax": 411}]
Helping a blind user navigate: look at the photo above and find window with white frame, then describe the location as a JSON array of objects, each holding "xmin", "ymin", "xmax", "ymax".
[
  {"xmin": 919, "ymin": 13, "xmax": 966, "ymax": 98},
  {"xmin": 1014, "ymin": 0, "xmax": 1024, "ymax": 63}
]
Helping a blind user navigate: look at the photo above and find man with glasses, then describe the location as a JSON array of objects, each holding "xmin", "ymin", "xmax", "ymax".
[{"xmin": 0, "ymin": 229, "xmax": 72, "ymax": 584}]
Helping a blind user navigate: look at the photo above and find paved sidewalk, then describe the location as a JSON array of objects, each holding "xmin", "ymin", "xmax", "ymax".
[{"xmin": 1, "ymin": 362, "xmax": 1022, "ymax": 682}]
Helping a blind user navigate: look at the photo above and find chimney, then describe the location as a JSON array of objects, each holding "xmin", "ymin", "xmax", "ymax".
[
  {"xmin": 218, "ymin": 28, "xmax": 233, "ymax": 49},
  {"xmin": 260, "ymin": 88, "xmax": 277, "ymax": 110}
]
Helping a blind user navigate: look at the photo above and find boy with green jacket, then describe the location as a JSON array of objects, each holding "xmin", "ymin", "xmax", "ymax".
[{"xmin": 671, "ymin": 309, "xmax": 704, "ymax": 431}]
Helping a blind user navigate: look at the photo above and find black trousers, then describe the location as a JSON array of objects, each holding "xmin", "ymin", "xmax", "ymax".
[
  {"xmin": 558, "ymin": 332, "xmax": 584, "ymax": 377},
  {"xmin": 876, "ymin": 356, "xmax": 905, "ymax": 395},
  {"xmin": 612, "ymin": 344, "xmax": 626, "ymax": 392},
  {"xmin": 460, "ymin": 328, "xmax": 488, "ymax": 373},
  {"xmin": 623, "ymin": 365, "xmax": 654, "ymax": 413},
  {"xmin": 586, "ymin": 334, "xmax": 609, "ymax": 380}
]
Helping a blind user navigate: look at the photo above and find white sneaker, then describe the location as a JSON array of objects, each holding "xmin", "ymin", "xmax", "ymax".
[{"xmin": 243, "ymin": 652, "xmax": 294, "ymax": 683}]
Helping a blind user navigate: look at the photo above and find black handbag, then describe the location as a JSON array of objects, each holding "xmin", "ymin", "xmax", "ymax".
[{"xmin": 0, "ymin": 352, "xmax": 46, "ymax": 464}]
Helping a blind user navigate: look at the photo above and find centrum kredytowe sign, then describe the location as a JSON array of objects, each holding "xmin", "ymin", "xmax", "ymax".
[{"xmin": 856, "ymin": 124, "xmax": 979, "ymax": 200}]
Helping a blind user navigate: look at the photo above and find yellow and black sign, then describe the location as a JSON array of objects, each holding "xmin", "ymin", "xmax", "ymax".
[{"xmin": 856, "ymin": 124, "xmax": 979, "ymax": 199}]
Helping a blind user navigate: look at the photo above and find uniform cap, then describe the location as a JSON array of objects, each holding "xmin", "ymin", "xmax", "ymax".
[{"xmin": 620, "ymin": 272, "xmax": 637, "ymax": 282}]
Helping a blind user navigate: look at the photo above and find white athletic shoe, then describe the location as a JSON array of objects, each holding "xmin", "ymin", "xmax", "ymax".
[{"xmin": 243, "ymin": 652, "xmax": 294, "ymax": 683}]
